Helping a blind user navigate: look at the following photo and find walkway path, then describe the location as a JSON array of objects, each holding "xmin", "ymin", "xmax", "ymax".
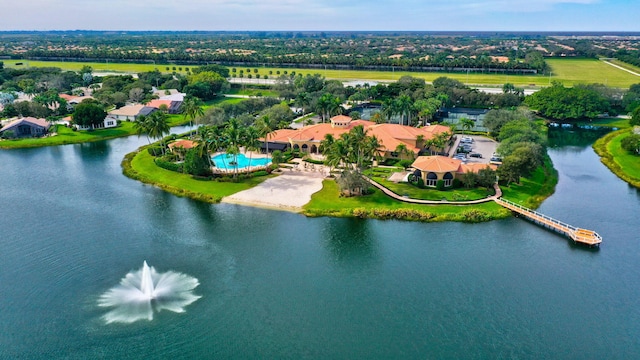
[
  {"xmin": 602, "ymin": 60, "xmax": 640, "ymax": 77},
  {"xmin": 364, "ymin": 176, "xmax": 502, "ymax": 205}
]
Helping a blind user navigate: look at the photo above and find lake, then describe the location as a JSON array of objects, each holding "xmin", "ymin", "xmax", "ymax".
[{"xmin": 1, "ymin": 127, "xmax": 639, "ymax": 358}]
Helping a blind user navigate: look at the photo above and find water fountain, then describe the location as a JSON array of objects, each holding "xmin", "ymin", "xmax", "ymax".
[{"xmin": 98, "ymin": 261, "xmax": 201, "ymax": 324}]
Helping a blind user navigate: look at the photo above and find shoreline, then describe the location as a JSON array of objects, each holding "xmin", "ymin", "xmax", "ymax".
[
  {"xmin": 122, "ymin": 145, "xmax": 558, "ymax": 223},
  {"xmin": 593, "ymin": 128, "xmax": 640, "ymax": 189}
]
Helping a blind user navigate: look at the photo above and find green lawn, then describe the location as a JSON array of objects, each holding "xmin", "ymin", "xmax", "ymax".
[
  {"xmin": 226, "ymin": 88, "xmax": 279, "ymax": 97},
  {"xmin": 609, "ymin": 59, "xmax": 640, "ymax": 75},
  {"xmin": 608, "ymin": 130, "xmax": 640, "ymax": 181},
  {"xmin": 364, "ymin": 167, "xmax": 492, "ymax": 201},
  {"xmin": 546, "ymin": 58, "xmax": 639, "ymax": 88},
  {"xmin": 303, "ymin": 180, "xmax": 510, "ymax": 222},
  {"xmin": 0, "ymin": 116, "xmax": 190, "ymax": 149},
  {"xmin": 500, "ymin": 157, "xmax": 558, "ymax": 208},
  {"xmin": 126, "ymin": 149, "xmax": 272, "ymax": 203},
  {"xmin": 4, "ymin": 59, "xmax": 189, "ymax": 75},
  {"xmin": 7, "ymin": 58, "xmax": 640, "ymax": 88}
]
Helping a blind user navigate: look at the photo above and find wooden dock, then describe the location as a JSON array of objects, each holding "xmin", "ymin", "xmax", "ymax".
[{"xmin": 495, "ymin": 198, "xmax": 602, "ymax": 247}]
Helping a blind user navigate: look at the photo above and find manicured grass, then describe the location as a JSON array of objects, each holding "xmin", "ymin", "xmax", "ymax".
[
  {"xmin": 609, "ymin": 60, "xmax": 640, "ymax": 75},
  {"xmin": 303, "ymin": 179, "xmax": 510, "ymax": 222},
  {"xmin": 124, "ymin": 149, "xmax": 272, "ymax": 203},
  {"xmin": 7, "ymin": 58, "xmax": 639, "ymax": 88},
  {"xmin": 500, "ymin": 157, "xmax": 559, "ymax": 208},
  {"xmin": 4, "ymin": 59, "xmax": 189, "ymax": 75},
  {"xmin": 546, "ymin": 58, "xmax": 638, "ymax": 88},
  {"xmin": 0, "ymin": 117, "xmax": 189, "ymax": 149},
  {"xmin": 594, "ymin": 129, "xmax": 640, "ymax": 188},
  {"xmin": 203, "ymin": 97, "xmax": 245, "ymax": 109},
  {"xmin": 364, "ymin": 167, "xmax": 492, "ymax": 201},
  {"xmin": 593, "ymin": 129, "xmax": 640, "ymax": 188},
  {"xmin": 226, "ymin": 88, "xmax": 279, "ymax": 97}
]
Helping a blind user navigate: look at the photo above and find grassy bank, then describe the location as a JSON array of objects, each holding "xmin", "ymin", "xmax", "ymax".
[
  {"xmin": 593, "ymin": 128, "xmax": 640, "ymax": 188},
  {"xmin": 0, "ymin": 117, "xmax": 188, "ymax": 149},
  {"xmin": 6, "ymin": 58, "xmax": 639, "ymax": 88},
  {"xmin": 123, "ymin": 148, "xmax": 272, "ymax": 203},
  {"xmin": 302, "ymin": 180, "xmax": 511, "ymax": 222},
  {"xmin": 303, "ymin": 159, "xmax": 557, "ymax": 223}
]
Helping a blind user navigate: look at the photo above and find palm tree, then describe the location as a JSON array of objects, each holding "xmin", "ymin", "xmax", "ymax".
[
  {"xmin": 134, "ymin": 114, "xmax": 151, "ymax": 144},
  {"xmin": 395, "ymin": 94, "xmax": 413, "ymax": 126},
  {"xmin": 223, "ymin": 118, "xmax": 244, "ymax": 178},
  {"xmin": 394, "ymin": 143, "xmax": 413, "ymax": 160},
  {"xmin": 147, "ymin": 111, "xmax": 170, "ymax": 154},
  {"xmin": 255, "ymin": 115, "xmax": 274, "ymax": 159},
  {"xmin": 382, "ymin": 98, "xmax": 396, "ymax": 123},
  {"xmin": 459, "ymin": 117, "xmax": 474, "ymax": 135},
  {"xmin": 182, "ymin": 96, "xmax": 205, "ymax": 135},
  {"xmin": 295, "ymin": 92, "xmax": 311, "ymax": 115},
  {"xmin": 244, "ymin": 126, "xmax": 261, "ymax": 173}
]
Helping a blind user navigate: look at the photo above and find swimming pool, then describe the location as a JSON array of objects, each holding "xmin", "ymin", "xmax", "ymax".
[{"xmin": 212, "ymin": 153, "xmax": 271, "ymax": 170}]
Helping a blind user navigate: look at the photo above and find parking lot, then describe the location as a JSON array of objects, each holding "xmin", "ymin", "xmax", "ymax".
[{"xmin": 450, "ymin": 135, "xmax": 499, "ymax": 165}]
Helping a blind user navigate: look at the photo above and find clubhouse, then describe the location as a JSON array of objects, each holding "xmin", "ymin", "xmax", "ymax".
[{"xmin": 267, "ymin": 115, "xmax": 452, "ymax": 159}]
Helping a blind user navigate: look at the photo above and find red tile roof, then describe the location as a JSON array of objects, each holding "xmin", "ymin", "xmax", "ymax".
[{"xmin": 168, "ymin": 139, "xmax": 197, "ymax": 150}]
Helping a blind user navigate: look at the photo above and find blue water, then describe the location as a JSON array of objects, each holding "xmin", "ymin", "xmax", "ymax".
[
  {"xmin": 1, "ymin": 128, "xmax": 640, "ymax": 358},
  {"xmin": 212, "ymin": 153, "xmax": 271, "ymax": 170}
]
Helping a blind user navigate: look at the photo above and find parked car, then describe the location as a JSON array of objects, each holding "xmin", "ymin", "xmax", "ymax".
[
  {"xmin": 460, "ymin": 136, "xmax": 473, "ymax": 144},
  {"xmin": 469, "ymin": 153, "xmax": 483, "ymax": 158},
  {"xmin": 490, "ymin": 156, "xmax": 503, "ymax": 165}
]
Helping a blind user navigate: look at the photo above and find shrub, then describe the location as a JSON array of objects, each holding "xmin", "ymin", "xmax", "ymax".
[
  {"xmin": 452, "ymin": 178, "xmax": 462, "ymax": 188},
  {"xmin": 154, "ymin": 158, "xmax": 183, "ymax": 172},
  {"xmin": 252, "ymin": 170, "xmax": 269, "ymax": 177},
  {"xmin": 147, "ymin": 146, "xmax": 163, "ymax": 156},
  {"xmin": 436, "ymin": 180, "xmax": 445, "ymax": 191},
  {"xmin": 398, "ymin": 159, "xmax": 413, "ymax": 168}
]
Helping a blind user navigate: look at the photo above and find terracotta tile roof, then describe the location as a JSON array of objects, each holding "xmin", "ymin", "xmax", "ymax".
[
  {"xmin": 168, "ymin": 139, "xmax": 197, "ymax": 150},
  {"xmin": 146, "ymin": 99, "xmax": 173, "ymax": 109},
  {"xmin": 268, "ymin": 118, "xmax": 449, "ymax": 154},
  {"xmin": 59, "ymin": 94, "xmax": 75, "ymax": 101},
  {"xmin": 411, "ymin": 156, "xmax": 461, "ymax": 173}
]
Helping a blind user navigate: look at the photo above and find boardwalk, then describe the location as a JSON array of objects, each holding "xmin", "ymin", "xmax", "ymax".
[{"xmin": 495, "ymin": 198, "xmax": 602, "ymax": 247}]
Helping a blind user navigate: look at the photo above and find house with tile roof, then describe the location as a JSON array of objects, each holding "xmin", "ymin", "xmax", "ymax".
[
  {"xmin": 267, "ymin": 115, "xmax": 451, "ymax": 159},
  {"xmin": 0, "ymin": 117, "xmax": 51, "ymax": 138},
  {"xmin": 146, "ymin": 99, "xmax": 182, "ymax": 114},
  {"xmin": 410, "ymin": 155, "xmax": 496, "ymax": 187},
  {"xmin": 108, "ymin": 104, "xmax": 156, "ymax": 121}
]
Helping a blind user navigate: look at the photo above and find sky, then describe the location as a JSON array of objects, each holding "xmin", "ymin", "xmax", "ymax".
[{"xmin": 1, "ymin": 0, "xmax": 638, "ymax": 32}]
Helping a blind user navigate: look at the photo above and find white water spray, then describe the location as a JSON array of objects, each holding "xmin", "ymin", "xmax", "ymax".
[{"xmin": 98, "ymin": 261, "xmax": 201, "ymax": 324}]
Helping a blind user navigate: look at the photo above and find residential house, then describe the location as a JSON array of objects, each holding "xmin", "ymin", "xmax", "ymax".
[
  {"xmin": 147, "ymin": 99, "xmax": 182, "ymax": 114},
  {"xmin": 410, "ymin": 155, "xmax": 497, "ymax": 187},
  {"xmin": 108, "ymin": 104, "xmax": 156, "ymax": 122},
  {"xmin": 0, "ymin": 117, "xmax": 51, "ymax": 138}
]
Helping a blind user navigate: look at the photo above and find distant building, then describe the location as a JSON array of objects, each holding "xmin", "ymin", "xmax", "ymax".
[
  {"xmin": 0, "ymin": 117, "xmax": 51, "ymax": 138},
  {"xmin": 108, "ymin": 104, "xmax": 156, "ymax": 121}
]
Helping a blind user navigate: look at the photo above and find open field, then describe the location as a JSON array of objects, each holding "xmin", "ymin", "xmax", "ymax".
[
  {"xmin": 546, "ymin": 58, "xmax": 639, "ymax": 88},
  {"xmin": 5, "ymin": 58, "xmax": 639, "ymax": 88},
  {"xmin": 609, "ymin": 59, "xmax": 640, "ymax": 75}
]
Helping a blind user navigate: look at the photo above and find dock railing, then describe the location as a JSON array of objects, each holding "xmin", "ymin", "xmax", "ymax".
[{"xmin": 495, "ymin": 198, "xmax": 602, "ymax": 246}]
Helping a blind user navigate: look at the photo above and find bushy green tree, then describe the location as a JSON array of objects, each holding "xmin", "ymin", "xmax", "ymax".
[
  {"xmin": 72, "ymin": 100, "xmax": 106, "ymax": 128},
  {"xmin": 184, "ymin": 148, "xmax": 212, "ymax": 176}
]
